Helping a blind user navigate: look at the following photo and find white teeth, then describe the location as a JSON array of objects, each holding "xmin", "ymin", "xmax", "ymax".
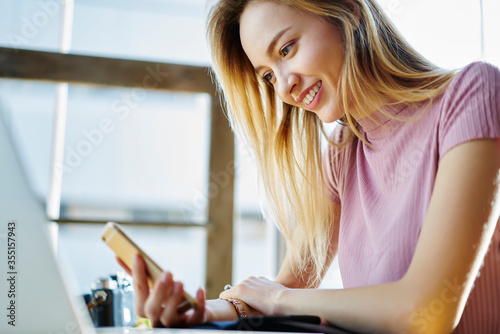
[{"xmin": 303, "ymin": 82, "xmax": 322, "ymax": 105}]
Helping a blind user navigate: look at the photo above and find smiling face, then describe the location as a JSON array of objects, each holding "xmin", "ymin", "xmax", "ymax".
[{"xmin": 239, "ymin": 1, "xmax": 345, "ymax": 123}]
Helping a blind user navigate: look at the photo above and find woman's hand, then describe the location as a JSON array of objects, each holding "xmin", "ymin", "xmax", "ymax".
[
  {"xmin": 219, "ymin": 276, "xmax": 289, "ymax": 315},
  {"xmin": 116, "ymin": 255, "xmax": 207, "ymax": 328}
]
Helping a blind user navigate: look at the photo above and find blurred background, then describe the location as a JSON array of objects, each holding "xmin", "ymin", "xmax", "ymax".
[{"xmin": 0, "ymin": 0, "xmax": 499, "ymax": 299}]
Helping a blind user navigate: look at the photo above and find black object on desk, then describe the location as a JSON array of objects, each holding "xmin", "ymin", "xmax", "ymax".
[{"xmin": 195, "ymin": 315, "xmax": 361, "ymax": 333}]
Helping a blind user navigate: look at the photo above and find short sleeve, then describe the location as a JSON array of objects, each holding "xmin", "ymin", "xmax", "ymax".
[
  {"xmin": 438, "ymin": 62, "xmax": 500, "ymax": 160},
  {"xmin": 323, "ymin": 125, "xmax": 350, "ymax": 205},
  {"xmin": 324, "ymin": 145, "xmax": 341, "ymax": 204}
]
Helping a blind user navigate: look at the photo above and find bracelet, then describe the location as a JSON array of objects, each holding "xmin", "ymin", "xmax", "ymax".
[{"xmin": 220, "ymin": 298, "xmax": 247, "ymax": 318}]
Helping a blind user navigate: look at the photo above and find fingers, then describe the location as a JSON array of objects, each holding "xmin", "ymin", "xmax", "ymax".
[
  {"xmin": 218, "ymin": 276, "xmax": 270, "ymax": 299},
  {"xmin": 144, "ymin": 272, "xmax": 194, "ymax": 328},
  {"xmin": 187, "ymin": 287, "xmax": 206, "ymax": 325},
  {"xmin": 157, "ymin": 281, "xmax": 187, "ymax": 327},
  {"xmin": 220, "ymin": 284, "xmax": 240, "ymax": 299},
  {"xmin": 144, "ymin": 272, "xmax": 174, "ymax": 327},
  {"xmin": 219, "ymin": 290, "xmax": 230, "ymax": 299},
  {"xmin": 130, "ymin": 258, "xmax": 206, "ymax": 328},
  {"xmin": 132, "ymin": 254, "xmax": 150, "ymax": 318}
]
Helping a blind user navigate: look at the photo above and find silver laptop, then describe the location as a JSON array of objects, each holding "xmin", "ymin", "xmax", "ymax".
[{"xmin": 0, "ymin": 109, "xmax": 97, "ymax": 333}]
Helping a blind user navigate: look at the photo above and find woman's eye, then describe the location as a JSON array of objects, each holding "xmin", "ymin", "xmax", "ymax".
[
  {"xmin": 263, "ymin": 72, "xmax": 274, "ymax": 83},
  {"xmin": 280, "ymin": 42, "xmax": 294, "ymax": 57}
]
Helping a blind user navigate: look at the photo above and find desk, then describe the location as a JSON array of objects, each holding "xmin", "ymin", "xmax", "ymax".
[{"xmin": 96, "ymin": 329, "xmax": 286, "ymax": 334}]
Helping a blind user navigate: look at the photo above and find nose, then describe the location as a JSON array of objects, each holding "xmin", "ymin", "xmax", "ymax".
[{"xmin": 275, "ymin": 70, "xmax": 299, "ymax": 101}]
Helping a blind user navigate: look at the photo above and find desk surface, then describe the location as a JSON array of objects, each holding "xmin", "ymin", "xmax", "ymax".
[{"xmin": 95, "ymin": 328, "xmax": 292, "ymax": 334}]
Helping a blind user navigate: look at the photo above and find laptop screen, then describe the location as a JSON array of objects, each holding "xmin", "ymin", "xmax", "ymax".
[{"xmin": 0, "ymin": 111, "xmax": 94, "ymax": 334}]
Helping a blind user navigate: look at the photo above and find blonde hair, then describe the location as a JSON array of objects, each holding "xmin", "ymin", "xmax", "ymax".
[{"xmin": 207, "ymin": 0, "xmax": 456, "ymax": 286}]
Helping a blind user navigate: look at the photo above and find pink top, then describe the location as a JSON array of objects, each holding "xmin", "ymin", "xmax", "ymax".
[{"xmin": 324, "ymin": 62, "xmax": 500, "ymax": 333}]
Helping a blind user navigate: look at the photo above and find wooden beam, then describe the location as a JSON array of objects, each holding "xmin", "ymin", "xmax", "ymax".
[
  {"xmin": 0, "ymin": 47, "xmax": 214, "ymax": 93},
  {"xmin": 205, "ymin": 95, "xmax": 235, "ymax": 299},
  {"xmin": 53, "ymin": 219, "xmax": 209, "ymax": 228}
]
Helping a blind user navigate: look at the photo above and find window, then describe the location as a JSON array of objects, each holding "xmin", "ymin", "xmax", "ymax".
[
  {"xmin": 0, "ymin": 0, "xmax": 278, "ymax": 299},
  {"xmin": 1, "ymin": 0, "xmax": 498, "ymax": 298}
]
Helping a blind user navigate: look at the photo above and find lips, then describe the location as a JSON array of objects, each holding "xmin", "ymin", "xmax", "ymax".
[{"xmin": 302, "ymin": 81, "xmax": 322, "ymax": 105}]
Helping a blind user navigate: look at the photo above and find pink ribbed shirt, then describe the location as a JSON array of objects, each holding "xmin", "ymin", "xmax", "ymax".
[{"xmin": 325, "ymin": 62, "xmax": 500, "ymax": 333}]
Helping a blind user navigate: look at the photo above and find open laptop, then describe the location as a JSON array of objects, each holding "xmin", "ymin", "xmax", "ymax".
[{"xmin": 0, "ymin": 108, "xmax": 97, "ymax": 333}]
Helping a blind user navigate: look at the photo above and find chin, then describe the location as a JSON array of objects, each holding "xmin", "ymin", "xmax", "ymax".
[
  {"xmin": 316, "ymin": 110, "xmax": 342, "ymax": 124},
  {"xmin": 310, "ymin": 101, "xmax": 342, "ymax": 123},
  {"xmin": 320, "ymin": 116, "xmax": 339, "ymax": 123}
]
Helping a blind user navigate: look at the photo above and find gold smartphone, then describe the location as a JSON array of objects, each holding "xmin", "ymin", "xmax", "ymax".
[{"xmin": 101, "ymin": 222, "xmax": 197, "ymax": 313}]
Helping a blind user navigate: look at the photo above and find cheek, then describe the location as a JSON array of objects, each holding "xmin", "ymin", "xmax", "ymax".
[{"xmin": 296, "ymin": 50, "xmax": 319, "ymax": 74}]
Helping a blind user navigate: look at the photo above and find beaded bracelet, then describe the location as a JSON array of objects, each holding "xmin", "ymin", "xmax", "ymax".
[{"xmin": 220, "ymin": 298, "xmax": 247, "ymax": 318}]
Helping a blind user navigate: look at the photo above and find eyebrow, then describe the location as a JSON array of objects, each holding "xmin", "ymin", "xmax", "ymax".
[{"xmin": 254, "ymin": 26, "xmax": 292, "ymax": 74}]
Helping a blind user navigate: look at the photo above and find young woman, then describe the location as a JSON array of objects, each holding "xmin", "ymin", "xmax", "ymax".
[{"xmin": 119, "ymin": 0, "xmax": 500, "ymax": 332}]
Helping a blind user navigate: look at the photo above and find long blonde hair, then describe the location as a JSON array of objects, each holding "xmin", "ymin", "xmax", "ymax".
[{"xmin": 207, "ymin": 0, "xmax": 456, "ymax": 286}]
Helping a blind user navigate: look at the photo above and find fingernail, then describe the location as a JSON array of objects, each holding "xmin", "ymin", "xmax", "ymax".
[
  {"xmin": 161, "ymin": 272, "xmax": 168, "ymax": 283},
  {"xmin": 132, "ymin": 254, "xmax": 138, "ymax": 267}
]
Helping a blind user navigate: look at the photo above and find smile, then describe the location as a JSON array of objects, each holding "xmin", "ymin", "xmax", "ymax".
[{"xmin": 303, "ymin": 81, "xmax": 322, "ymax": 105}]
